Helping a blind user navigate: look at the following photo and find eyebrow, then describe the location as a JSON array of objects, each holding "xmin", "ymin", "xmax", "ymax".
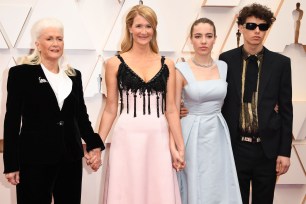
[
  {"xmin": 194, "ymin": 32, "xmax": 213, "ymax": 35},
  {"xmin": 135, "ymin": 23, "xmax": 151, "ymax": 26}
]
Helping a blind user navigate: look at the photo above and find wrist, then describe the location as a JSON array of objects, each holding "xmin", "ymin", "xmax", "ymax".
[
  {"xmin": 94, "ymin": 147, "xmax": 102, "ymax": 152},
  {"xmin": 176, "ymin": 145, "xmax": 185, "ymax": 152}
]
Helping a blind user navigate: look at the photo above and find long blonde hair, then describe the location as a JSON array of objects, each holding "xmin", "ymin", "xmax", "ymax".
[
  {"xmin": 120, "ymin": 5, "xmax": 159, "ymax": 54},
  {"xmin": 19, "ymin": 17, "xmax": 75, "ymax": 76}
]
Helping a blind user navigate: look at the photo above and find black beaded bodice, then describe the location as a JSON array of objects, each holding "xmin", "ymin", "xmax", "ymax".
[{"xmin": 117, "ymin": 55, "xmax": 169, "ymax": 117}]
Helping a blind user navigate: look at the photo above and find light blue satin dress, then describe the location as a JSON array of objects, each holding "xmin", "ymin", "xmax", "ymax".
[{"xmin": 176, "ymin": 61, "xmax": 242, "ymax": 204}]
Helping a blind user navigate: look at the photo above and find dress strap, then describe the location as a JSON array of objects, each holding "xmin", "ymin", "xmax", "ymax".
[
  {"xmin": 215, "ymin": 60, "xmax": 228, "ymax": 80},
  {"xmin": 161, "ymin": 56, "xmax": 165, "ymax": 65},
  {"xmin": 116, "ymin": 54, "xmax": 125, "ymax": 63},
  {"xmin": 175, "ymin": 62, "xmax": 195, "ymax": 83},
  {"xmin": 117, "ymin": 54, "xmax": 125, "ymax": 115}
]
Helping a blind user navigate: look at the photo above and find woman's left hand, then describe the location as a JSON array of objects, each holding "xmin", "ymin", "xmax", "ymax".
[
  {"xmin": 84, "ymin": 148, "xmax": 102, "ymax": 171},
  {"xmin": 170, "ymin": 148, "xmax": 186, "ymax": 171},
  {"xmin": 5, "ymin": 171, "xmax": 20, "ymax": 185}
]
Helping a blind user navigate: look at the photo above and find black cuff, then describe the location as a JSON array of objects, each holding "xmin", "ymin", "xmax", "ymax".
[{"xmin": 86, "ymin": 133, "xmax": 105, "ymax": 152}]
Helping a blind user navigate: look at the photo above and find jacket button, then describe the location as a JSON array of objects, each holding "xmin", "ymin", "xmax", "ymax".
[{"xmin": 57, "ymin": 121, "xmax": 64, "ymax": 126}]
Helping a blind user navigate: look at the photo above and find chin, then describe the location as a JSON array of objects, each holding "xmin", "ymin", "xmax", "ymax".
[
  {"xmin": 252, "ymin": 39, "xmax": 263, "ymax": 44},
  {"xmin": 139, "ymin": 42, "xmax": 150, "ymax": 46},
  {"xmin": 198, "ymin": 51, "xmax": 210, "ymax": 55},
  {"xmin": 48, "ymin": 56, "xmax": 62, "ymax": 61},
  {"xmin": 136, "ymin": 39, "xmax": 150, "ymax": 44}
]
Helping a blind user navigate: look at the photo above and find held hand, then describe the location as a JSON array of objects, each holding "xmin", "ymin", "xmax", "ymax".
[
  {"xmin": 5, "ymin": 171, "xmax": 20, "ymax": 185},
  {"xmin": 170, "ymin": 147, "xmax": 186, "ymax": 172},
  {"xmin": 180, "ymin": 102, "xmax": 188, "ymax": 118},
  {"xmin": 274, "ymin": 104, "xmax": 279, "ymax": 113},
  {"xmin": 85, "ymin": 148, "xmax": 102, "ymax": 171},
  {"xmin": 90, "ymin": 148, "xmax": 102, "ymax": 171},
  {"xmin": 178, "ymin": 149, "xmax": 186, "ymax": 170},
  {"xmin": 171, "ymin": 149, "xmax": 180, "ymax": 171},
  {"xmin": 276, "ymin": 156, "xmax": 290, "ymax": 176}
]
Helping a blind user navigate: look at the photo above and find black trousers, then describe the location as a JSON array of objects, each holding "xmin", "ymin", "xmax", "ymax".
[
  {"xmin": 233, "ymin": 141, "xmax": 277, "ymax": 204},
  {"xmin": 16, "ymin": 159, "xmax": 83, "ymax": 204}
]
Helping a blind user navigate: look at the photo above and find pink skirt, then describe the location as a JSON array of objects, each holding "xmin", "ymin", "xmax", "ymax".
[{"xmin": 101, "ymin": 112, "xmax": 181, "ymax": 204}]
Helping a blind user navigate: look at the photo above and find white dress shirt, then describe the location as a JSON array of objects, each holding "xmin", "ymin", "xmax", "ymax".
[{"xmin": 41, "ymin": 63, "xmax": 72, "ymax": 110}]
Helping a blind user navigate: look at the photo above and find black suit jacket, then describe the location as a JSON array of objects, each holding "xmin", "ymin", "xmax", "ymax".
[
  {"xmin": 219, "ymin": 46, "xmax": 293, "ymax": 159},
  {"xmin": 3, "ymin": 64, "xmax": 104, "ymax": 173}
]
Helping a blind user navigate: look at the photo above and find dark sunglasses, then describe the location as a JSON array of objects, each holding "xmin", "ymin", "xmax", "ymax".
[{"xmin": 243, "ymin": 23, "xmax": 270, "ymax": 31}]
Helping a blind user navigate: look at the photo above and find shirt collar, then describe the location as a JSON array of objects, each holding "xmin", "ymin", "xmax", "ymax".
[{"xmin": 242, "ymin": 47, "xmax": 264, "ymax": 61}]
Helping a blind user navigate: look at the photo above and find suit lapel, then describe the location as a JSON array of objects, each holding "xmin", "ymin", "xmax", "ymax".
[
  {"xmin": 258, "ymin": 47, "xmax": 274, "ymax": 104},
  {"xmin": 232, "ymin": 47, "xmax": 243, "ymax": 101},
  {"xmin": 36, "ymin": 65, "xmax": 61, "ymax": 112},
  {"xmin": 61, "ymin": 75, "xmax": 75, "ymax": 112}
]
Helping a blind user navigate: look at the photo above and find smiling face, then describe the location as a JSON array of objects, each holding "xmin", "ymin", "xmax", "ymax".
[
  {"xmin": 129, "ymin": 14, "xmax": 154, "ymax": 47},
  {"xmin": 239, "ymin": 16, "xmax": 267, "ymax": 48},
  {"xmin": 35, "ymin": 27, "xmax": 64, "ymax": 63},
  {"xmin": 190, "ymin": 22, "xmax": 216, "ymax": 56}
]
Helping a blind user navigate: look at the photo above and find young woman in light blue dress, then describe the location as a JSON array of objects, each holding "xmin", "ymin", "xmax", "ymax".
[{"xmin": 173, "ymin": 18, "xmax": 242, "ymax": 204}]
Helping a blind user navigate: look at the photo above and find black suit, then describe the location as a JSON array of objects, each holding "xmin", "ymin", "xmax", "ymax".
[
  {"xmin": 3, "ymin": 64, "xmax": 104, "ymax": 204},
  {"xmin": 219, "ymin": 46, "xmax": 293, "ymax": 204}
]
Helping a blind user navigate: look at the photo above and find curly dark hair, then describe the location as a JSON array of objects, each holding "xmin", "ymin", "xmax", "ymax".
[{"xmin": 237, "ymin": 3, "xmax": 276, "ymax": 27}]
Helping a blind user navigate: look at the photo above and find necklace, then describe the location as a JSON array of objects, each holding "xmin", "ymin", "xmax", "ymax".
[{"xmin": 192, "ymin": 57, "xmax": 214, "ymax": 68}]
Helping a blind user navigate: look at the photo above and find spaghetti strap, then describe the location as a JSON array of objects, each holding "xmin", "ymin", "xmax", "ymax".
[
  {"xmin": 161, "ymin": 56, "xmax": 165, "ymax": 65},
  {"xmin": 116, "ymin": 54, "xmax": 125, "ymax": 63}
]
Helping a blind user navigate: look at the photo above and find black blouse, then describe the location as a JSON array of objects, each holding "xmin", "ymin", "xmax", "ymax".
[{"xmin": 116, "ymin": 55, "xmax": 169, "ymax": 117}]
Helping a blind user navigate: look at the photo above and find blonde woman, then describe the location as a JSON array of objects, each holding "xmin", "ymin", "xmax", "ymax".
[{"xmin": 99, "ymin": 5, "xmax": 184, "ymax": 204}]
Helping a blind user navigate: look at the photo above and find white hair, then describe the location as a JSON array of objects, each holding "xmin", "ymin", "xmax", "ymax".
[
  {"xmin": 19, "ymin": 17, "xmax": 75, "ymax": 76},
  {"xmin": 31, "ymin": 18, "xmax": 64, "ymax": 42}
]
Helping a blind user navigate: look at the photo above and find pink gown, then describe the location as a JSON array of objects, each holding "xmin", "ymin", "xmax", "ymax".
[{"xmin": 102, "ymin": 55, "xmax": 181, "ymax": 204}]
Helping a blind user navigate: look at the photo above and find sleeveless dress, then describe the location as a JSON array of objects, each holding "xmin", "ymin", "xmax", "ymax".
[
  {"xmin": 102, "ymin": 55, "xmax": 181, "ymax": 204},
  {"xmin": 176, "ymin": 61, "xmax": 242, "ymax": 204}
]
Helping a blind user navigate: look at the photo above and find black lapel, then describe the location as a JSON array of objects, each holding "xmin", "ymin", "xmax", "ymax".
[
  {"xmin": 258, "ymin": 47, "xmax": 274, "ymax": 104},
  {"xmin": 61, "ymin": 74, "xmax": 76, "ymax": 111},
  {"xmin": 231, "ymin": 47, "xmax": 244, "ymax": 101}
]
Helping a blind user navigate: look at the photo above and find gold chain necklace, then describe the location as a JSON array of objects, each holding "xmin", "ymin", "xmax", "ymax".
[{"xmin": 192, "ymin": 57, "xmax": 214, "ymax": 68}]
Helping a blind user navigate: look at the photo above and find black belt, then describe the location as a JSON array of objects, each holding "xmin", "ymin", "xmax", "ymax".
[{"xmin": 241, "ymin": 136, "xmax": 261, "ymax": 143}]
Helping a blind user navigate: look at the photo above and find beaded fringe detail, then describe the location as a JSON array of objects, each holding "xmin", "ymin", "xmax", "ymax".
[{"xmin": 117, "ymin": 55, "xmax": 169, "ymax": 118}]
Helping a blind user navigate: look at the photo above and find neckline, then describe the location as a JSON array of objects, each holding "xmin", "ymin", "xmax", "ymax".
[
  {"xmin": 119, "ymin": 56, "xmax": 166, "ymax": 84},
  {"xmin": 191, "ymin": 57, "xmax": 215, "ymax": 68},
  {"xmin": 186, "ymin": 60, "xmax": 221, "ymax": 82}
]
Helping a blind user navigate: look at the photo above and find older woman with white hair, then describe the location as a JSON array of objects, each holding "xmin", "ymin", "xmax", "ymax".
[{"xmin": 3, "ymin": 17, "xmax": 104, "ymax": 204}]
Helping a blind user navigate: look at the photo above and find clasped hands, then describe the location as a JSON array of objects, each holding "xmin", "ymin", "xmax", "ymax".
[
  {"xmin": 84, "ymin": 147, "xmax": 102, "ymax": 171},
  {"xmin": 171, "ymin": 148, "xmax": 186, "ymax": 172}
]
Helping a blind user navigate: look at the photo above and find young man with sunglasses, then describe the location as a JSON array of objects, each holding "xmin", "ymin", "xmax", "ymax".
[{"xmin": 219, "ymin": 3, "xmax": 293, "ymax": 204}]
